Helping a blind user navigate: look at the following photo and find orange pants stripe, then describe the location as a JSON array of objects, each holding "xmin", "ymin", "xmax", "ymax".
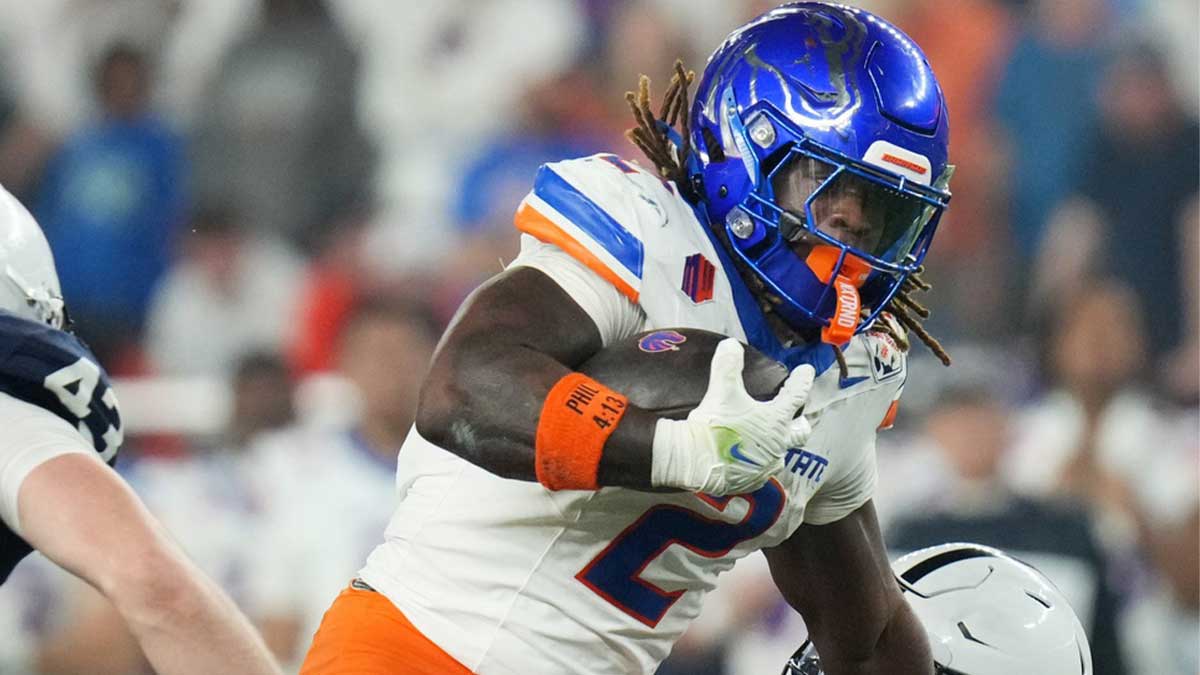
[{"xmin": 300, "ymin": 584, "xmax": 472, "ymax": 674}]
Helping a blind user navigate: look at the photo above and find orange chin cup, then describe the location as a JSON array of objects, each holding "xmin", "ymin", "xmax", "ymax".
[{"xmin": 804, "ymin": 246, "xmax": 870, "ymax": 348}]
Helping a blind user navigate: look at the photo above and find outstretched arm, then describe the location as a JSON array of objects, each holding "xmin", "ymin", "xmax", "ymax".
[
  {"xmin": 18, "ymin": 453, "xmax": 281, "ymax": 675},
  {"xmin": 764, "ymin": 501, "xmax": 933, "ymax": 675}
]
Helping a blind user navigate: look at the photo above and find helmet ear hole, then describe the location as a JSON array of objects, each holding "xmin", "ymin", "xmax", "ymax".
[{"xmin": 1025, "ymin": 590, "xmax": 1051, "ymax": 609}]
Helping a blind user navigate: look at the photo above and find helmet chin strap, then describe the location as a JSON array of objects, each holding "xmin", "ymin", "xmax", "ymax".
[{"xmin": 821, "ymin": 273, "xmax": 861, "ymax": 346}]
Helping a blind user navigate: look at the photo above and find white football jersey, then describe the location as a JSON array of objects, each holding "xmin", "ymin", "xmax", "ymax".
[{"xmin": 359, "ymin": 154, "xmax": 906, "ymax": 674}]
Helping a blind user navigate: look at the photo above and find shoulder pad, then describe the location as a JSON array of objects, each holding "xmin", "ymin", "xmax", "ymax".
[
  {"xmin": 0, "ymin": 312, "xmax": 123, "ymax": 463},
  {"xmin": 515, "ymin": 154, "xmax": 679, "ymax": 302}
]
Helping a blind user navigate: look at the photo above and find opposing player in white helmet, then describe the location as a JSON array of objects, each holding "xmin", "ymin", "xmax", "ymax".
[
  {"xmin": 0, "ymin": 186, "xmax": 66, "ymax": 330},
  {"xmin": 0, "ymin": 184, "xmax": 281, "ymax": 675},
  {"xmin": 783, "ymin": 543, "xmax": 1093, "ymax": 675}
]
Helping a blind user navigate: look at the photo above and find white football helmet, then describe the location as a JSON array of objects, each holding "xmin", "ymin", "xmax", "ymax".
[
  {"xmin": 0, "ymin": 184, "xmax": 65, "ymax": 329},
  {"xmin": 783, "ymin": 543, "xmax": 1093, "ymax": 675}
]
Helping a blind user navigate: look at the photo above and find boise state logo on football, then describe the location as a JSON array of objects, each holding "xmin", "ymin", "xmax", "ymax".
[{"xmin": 638, "ymin": 330, "xmax": 688, "ymax": 353}]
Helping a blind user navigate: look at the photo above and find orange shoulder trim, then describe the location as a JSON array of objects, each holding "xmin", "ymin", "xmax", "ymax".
[{"xmin": 515, "ymin": 202, "xmax": 640, "ymax": 303}]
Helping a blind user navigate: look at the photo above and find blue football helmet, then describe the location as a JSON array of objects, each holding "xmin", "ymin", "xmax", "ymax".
[{"xmin": 687, "ymin": 2, "xmax": 952, "ymax": 344}]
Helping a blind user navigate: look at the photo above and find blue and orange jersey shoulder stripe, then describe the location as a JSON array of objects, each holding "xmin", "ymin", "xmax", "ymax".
[{"xmin": 514, "ymin": 158, "xmax": 646, "ymax": 303}]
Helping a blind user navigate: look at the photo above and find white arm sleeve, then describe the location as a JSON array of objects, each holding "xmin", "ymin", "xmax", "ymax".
[
  {"xmin": 508, "ymin": 234, "xmax": 645, "ymax": 346},
  {"xmin": 0, "ymin": 392, "xmax": 100, "ymax": 537}
]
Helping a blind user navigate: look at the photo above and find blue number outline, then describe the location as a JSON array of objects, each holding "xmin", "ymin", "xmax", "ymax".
[{"xmin": 576, "ymin": 478, "xmax": 786, "ymax": 627}]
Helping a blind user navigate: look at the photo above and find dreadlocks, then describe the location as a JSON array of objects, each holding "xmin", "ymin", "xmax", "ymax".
[
  {"xmin": 625, "ymin": 61, "xmax": 952, "ymax": 373},
  {"xmin": 625, "ymin": 61, "xmax": 694, "ymax": 196}
]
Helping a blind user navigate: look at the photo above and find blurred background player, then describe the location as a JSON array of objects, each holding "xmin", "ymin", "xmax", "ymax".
[
  {"xmin": 245, "ymin": 296, "xmax": 438, "ymax": 670},
  {"xmin": 145, "ymin": 205, "xmax": 304, "ymax": 377},
  {"xmin": 33, "ymin": 42, "xmax": 185, "ymax": 367},
  {"xmin": 0, "ymin": 183, "xmax": 280, "ymax": 674}
]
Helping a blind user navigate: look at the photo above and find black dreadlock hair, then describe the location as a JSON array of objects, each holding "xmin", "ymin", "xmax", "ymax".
[{"xmin": 625, "ymin": 60, "xmax": 951, "ymax": 375}]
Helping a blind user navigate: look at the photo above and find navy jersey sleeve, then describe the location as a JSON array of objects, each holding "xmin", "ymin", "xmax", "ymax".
[{"xmin": 0, "ymin": 312, "xmax": 123, "ymax": 464}]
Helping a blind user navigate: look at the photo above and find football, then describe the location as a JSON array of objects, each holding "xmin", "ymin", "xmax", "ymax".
[{"xmin": 577, "ymin": 328, "xmax": 788, "ymax": 419}]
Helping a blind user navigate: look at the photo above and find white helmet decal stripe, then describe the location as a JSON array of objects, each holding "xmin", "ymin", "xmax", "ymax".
[{"xmin": 863, "ymin": 140, "xmax": 934, "ymax": 185}]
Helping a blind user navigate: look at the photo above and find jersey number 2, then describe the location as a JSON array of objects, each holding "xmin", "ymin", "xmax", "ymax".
[{"xmin": 576, "ymin": 479, "xmax": 786, "ymax": 627}]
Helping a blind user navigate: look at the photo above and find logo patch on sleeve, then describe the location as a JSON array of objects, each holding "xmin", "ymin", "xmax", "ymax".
[
  {"xmin": 869, "ymin": 334, "xmax": 904, "ymax": 382},
  {"xmin": 681, "ymin": 253, "xmax": 716, "ymax": 303},
  {"xmin": 638, "ymin": 330, "xmax": 688, "ymax": 353}
]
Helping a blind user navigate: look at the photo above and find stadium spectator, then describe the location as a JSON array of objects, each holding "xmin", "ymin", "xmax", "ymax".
[
  {"xmin": 34, "ymin": 43, "xmax": 186, "ymax": 364},
  {"xmin": 993, "ymin": 0, "xmax": 1109, "ymax": 265},
  {"xmin": 1119, "ymin": 406, "xmax": 1198, "ymax": 675},
  {"xmin": 893, "ymin": 0, "xmax": 1017, "ymax": 341},
  {"xmin": 145, "ymin": 205, "xmax": 303, "ymax": 376},
  {"xmin": 1161, "ymin": 194, "xmax": 1198, "ymax": 404},
  {"xmin": 245, "ymin": 297, "xmax": 438, "ymax": 671},
  {"xmin": 1038, "ymin": 43, "xmax": 1199, "ymax": 362},
  {"xmin": 189, "ymin": 0, "xmax": 374, "ymax": 251},
  {"xmin": 1006, "ymin": 280, "xmax": 1160, "ymax": 535},
  {"xmin": 224, "ymin": 351, "xmax": 299, "ymax": 447},
  {"xmin": 287, "ymin": 206, "xmax": 372, "ymax": 375},
  {"xmin": 440, "ymin": 69, "xmax": 611, "ymax": 314},
  {"xmin": 0, "ymin": 56, "xmax": 50, "ymax": 200},
  {"xmin": 339, "ymin": 0, "xmax": 587, "ymax": 272},
  {"xmin": 886, "ymin": 380, "xmax": 1128, "ymax": 675},
  {"xmin": 1010, "ymin": 272, "xmax": 1200, "ymax": 674},
  {"xmin": 599, "ymin": 0, "xmax": 697, "ymax": 124},
  {"xmin": 453, "ymin": 73, "xmax": 609, "ymax": 239}
]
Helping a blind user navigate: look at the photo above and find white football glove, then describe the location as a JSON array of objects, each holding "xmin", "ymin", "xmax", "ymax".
[{"xmin": 650, "ymin": 338, "xmax": 815, "ymax": 496}]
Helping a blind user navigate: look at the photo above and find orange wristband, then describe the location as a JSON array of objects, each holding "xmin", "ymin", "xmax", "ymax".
[{"xmin": 535, "ymin": 373, "xmax": 629, "ymax": 491}]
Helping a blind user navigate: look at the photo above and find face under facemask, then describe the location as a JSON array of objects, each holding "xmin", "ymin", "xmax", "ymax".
[{"xmin": 771, "ymin": 156, "xmax": 934, "ymax": 265}]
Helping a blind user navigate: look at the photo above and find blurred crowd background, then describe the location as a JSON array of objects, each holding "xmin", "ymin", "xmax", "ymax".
[{"xmin": 0, "ymin": 0, "xmax": 1194, "ymax": 673}]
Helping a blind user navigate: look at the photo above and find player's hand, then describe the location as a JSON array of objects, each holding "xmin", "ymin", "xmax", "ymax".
[{"xmin": 650, "ymin": 339, "xmax": 814, "ymax": 496}]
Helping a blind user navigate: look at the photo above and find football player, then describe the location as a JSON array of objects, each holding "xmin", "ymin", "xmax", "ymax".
[
  {"xmin": 0, "ymin": 185, "xmax": 281, "ymax": 675},
  {"xmin": 783, "ymin": 543, "xmax": 1093, "ymax": 674},
  {"xmin": 302, "ymin": 3, "xmax": 953, "ymax": 674}
]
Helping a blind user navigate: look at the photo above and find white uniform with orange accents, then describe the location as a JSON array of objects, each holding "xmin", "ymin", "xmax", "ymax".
[{"xmin": 358, "ymin": 153, "xmax": 905, "ymax": 675}]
